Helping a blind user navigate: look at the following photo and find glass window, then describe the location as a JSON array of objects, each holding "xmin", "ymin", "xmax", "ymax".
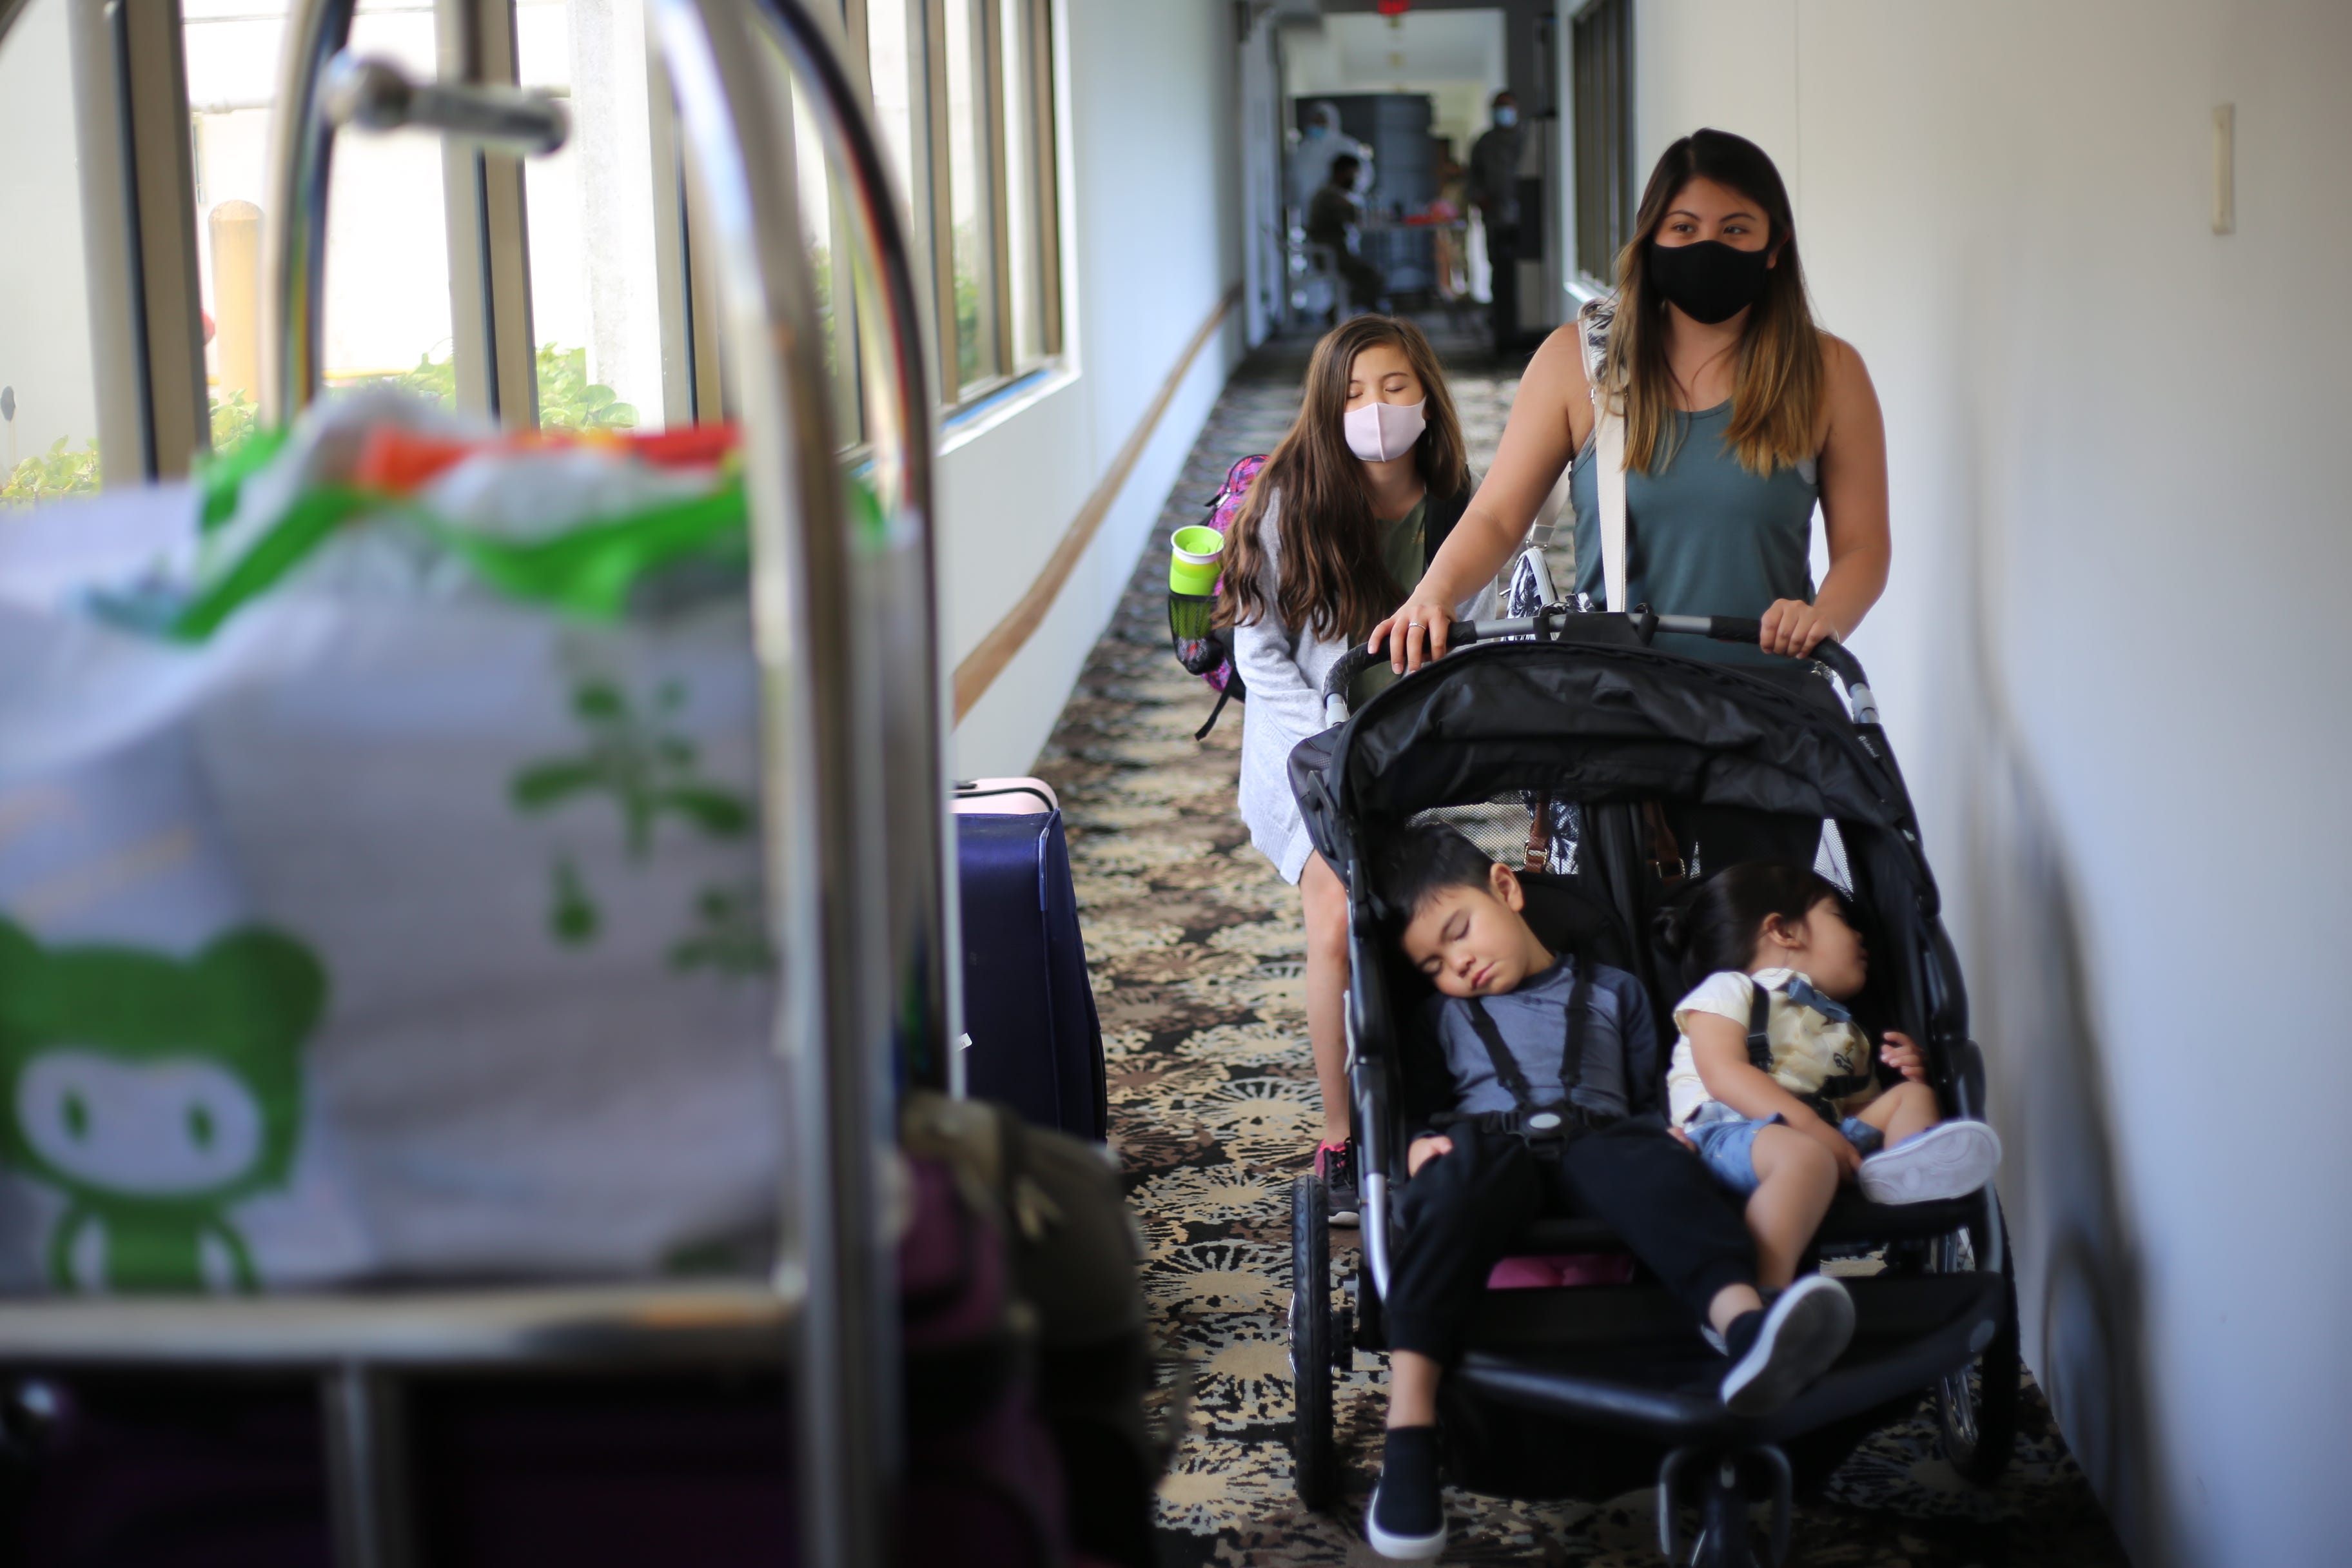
[
  {"xmin": 515, "ymin": 0, "xmax": 665, "ymax": 432},
  {"xmin": 788, "ymin": 85, "xmax": 861, "ymax": 442},
  {"xmin": 0, "ymin": 0, "xmax": 104, "ymax": 500},
  {"xmin": 864, "ymin": 0, "xmax": 918, "ymax": 226},
  {"xmin": 997, "ymin": 0, "xmax": 1041, "ymax": 369},
  {"xmin": 1571, "ymin": 0, "xmax": 1633, "ymax": 288},
  {"xmin": 183, "ymin": 0, "xmax": 457, "ymax": 431},
  {"xmin": 854, "ymin": 0, "xmax": 1059, "ymax": 414},
  {"xmin": 939, "ymin": 0, "xmax": 992, "ymax": 394}
]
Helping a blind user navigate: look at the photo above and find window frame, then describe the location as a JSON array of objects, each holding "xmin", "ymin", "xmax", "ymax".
[
  {"xmin": 1568, "ymin": 0, "xmax": 1634, "ymax": 296},
  {"xmin": 97, "ymin": 0, "xmax": 1063, "ymax": 465},
  {"xmin": 72, "ymin": 0, "xmax": 210, "ymax": 482},
  {"xmin": 917, "ymin": 0, "xmax": 1057, "ymax": 413}
]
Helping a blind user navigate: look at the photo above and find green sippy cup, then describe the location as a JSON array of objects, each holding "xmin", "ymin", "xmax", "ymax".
[{"xmin": 1169, "ymin": 525, "xmax": 1226, "ymax": 595}]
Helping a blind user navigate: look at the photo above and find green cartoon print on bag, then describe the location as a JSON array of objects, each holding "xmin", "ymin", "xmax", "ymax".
[
  {"xmin": 510, "ymin": 673, "xmax": 772, "ymax": 973},
  {"xmin": 0, "ymin": 919, "xmax": 326, "ymax": 1294}
]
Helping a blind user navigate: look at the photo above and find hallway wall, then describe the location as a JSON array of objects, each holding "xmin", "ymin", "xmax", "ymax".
[
  {"xmin": 943, "ymin": 0, "xmax": 1244, "ymax": 777},
  {"xmin": 1633, "ymin": 4, "xmax": 2352, "ymax": 1563}
]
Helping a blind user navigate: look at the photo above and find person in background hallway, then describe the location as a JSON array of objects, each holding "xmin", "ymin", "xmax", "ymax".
[
  {"xmin": 1305, "ymin": 155, "xmax": 1387, "ymax": 317},
  {"xmin": 1467, "ymin": 91, "xmax": 1524, "ymax": 353},
  {"xmin": 1373, "ymin": 127, "xmax": 1891, "ymax": 687},
  {"xmin": 1431, "ymin": 155, "xmax": 1469, "ymax": 299},
  {"xmin": 1215, "ymin": 317, "xmax": 1483, "ymax": 1227},
  {"xmin": 1288, "ymin": 99, "xmax": 1373, "ymax": 219}
]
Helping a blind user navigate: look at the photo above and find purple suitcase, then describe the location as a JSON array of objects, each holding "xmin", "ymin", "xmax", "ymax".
[{"xmin": 953, "ymin": 796, "xmax": 1107, "ymax": 1142}]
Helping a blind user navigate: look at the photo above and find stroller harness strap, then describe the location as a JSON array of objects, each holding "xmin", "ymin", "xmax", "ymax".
[
  {"xmin": 1460, "ymin": 961, "xmax": 1600, "ymax": 1149},
  {"xmin": 1746, "ymin": 979, "xmax": 1875, "ymax": 1122}
]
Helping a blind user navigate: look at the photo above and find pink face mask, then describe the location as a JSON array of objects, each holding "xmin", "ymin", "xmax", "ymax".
[{"xmin": 1342, "ymin": 398, "xmax": 1427, "ymax": 462}]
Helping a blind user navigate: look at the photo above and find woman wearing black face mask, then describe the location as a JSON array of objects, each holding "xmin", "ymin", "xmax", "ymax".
[{"xmin": 1371, "ymin": 127, "xmax": 1889, "ymax": 670}]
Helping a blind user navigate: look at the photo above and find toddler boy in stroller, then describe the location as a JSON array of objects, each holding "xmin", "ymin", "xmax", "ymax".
[{"xmin": 1360, "ymin": 822, "xmax": 1857, "ymax": 1562}]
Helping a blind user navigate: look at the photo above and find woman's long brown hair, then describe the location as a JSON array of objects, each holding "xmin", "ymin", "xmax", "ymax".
[
  {"xmin": 1215, "ymin": 315, "xmax": 1468, "ymax": 643},
  {"xmin": 1603, "ymin": 128, "xmax": 1824, "ymax": 476}
]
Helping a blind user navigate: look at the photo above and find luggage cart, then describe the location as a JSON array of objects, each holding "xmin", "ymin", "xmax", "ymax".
[{"xmin": 0, "ymin": 2, "xmax": 948, "ymax": 1564}]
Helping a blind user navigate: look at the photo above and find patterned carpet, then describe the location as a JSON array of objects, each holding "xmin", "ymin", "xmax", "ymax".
[{"xmin": 1028, "ymin": 331, "xmax": 2129, "ymax": 1567}]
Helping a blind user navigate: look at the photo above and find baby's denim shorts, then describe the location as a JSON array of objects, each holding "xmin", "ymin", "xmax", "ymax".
[{"xmin": 1683, "ymin": 1104, "xmax": 1883, "ymax": 1195}]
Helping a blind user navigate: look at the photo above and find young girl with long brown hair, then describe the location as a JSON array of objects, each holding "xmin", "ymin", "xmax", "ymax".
[{"xmin": 1219, "ymin": 315, "xmax": 1482, "ymax": 1220}]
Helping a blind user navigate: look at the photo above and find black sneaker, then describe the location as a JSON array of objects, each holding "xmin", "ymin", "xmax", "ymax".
[
  {"xmin": 1366, "ymin": 1426, "xmax": 1446, "ymax": 1560},
  {"xmin": 1314, "ymin": 1139, "xmax": 1360, "ymax": 1226},
  {"xmin": 1718, "ymin": 1274, "xmax": 1855, "ymax": 1415}
]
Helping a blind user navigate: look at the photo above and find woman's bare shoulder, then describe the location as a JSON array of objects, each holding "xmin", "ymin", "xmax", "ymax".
[
  {"xmin": 1525, "ymin": 320, "xmax": 1594, "ymax": 393},
  {"xmin": 1816, "ymin": 330, "xmax": 1876, "ymax": 390},
  {"xmin": 1814, "ymin": 331, "xmax": 1883, "ymax": 437},
  {"xmin": 1500, "ymin": 322, "xmax": 1594, "ymax": 453}
]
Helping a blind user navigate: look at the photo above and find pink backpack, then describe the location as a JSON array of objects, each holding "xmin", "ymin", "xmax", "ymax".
[{"xmin": 1169, "ymin": 453, "xmax": 1266, "ymax": 739}]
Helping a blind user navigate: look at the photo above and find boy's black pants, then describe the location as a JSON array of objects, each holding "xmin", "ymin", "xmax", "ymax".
[{"xmin": 1384, "ymin": 1120, "xmax": 1756, "ymax": 1366}]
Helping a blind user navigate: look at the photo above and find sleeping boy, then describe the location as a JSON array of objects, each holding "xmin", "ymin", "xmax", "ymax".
[{"xmin": 1360, "ymin": 823, "xmax": 1856, "ymax": 1563}]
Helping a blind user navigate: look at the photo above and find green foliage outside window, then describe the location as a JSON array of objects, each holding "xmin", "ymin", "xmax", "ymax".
[
  {"xmin": 1, "ymin": 438, "xmax": 102, "ymax": 506},
  {"xmin": 3, "ymin": 388, "xmax": 258, "ymax": 506},
  {"xmin": 322, "ymin": 348, "xmax": 461, "ymax": 412},
  {"xmin": 534, "ymin": 344, "xmax": 638, "ymax": 433},
  {"xmin": 211, "ymin": 389, "xmax": 261, "ymax": 455},
  {"xmin": 5, "ymin": 340, "xmax": 637, "ymax": 510},
  {"xmin": 952, "ymin": 220, "xmax": 984, "ymax": 391}
]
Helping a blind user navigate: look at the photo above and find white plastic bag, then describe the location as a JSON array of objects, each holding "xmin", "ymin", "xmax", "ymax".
[{"xmin": 0, "ymin": 426, "xmax": 779, "ymax": 1295}]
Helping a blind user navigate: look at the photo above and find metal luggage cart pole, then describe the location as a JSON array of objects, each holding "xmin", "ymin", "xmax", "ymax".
[
  {"xmin": 0, "ymin": 5, "xmax": 940, "ymax": 1568},
  {"xmin": 643, "ymin": 4, "xmax": 952, "ymax": 1565},
  {"xmin": 271, "ymin": 0, "xmax": 949, "ymax": 1556}
]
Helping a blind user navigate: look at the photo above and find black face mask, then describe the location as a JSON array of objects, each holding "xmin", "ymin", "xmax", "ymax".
[{"xmin": 1646, "ymin": 240, "xmax": 1772, "ymax": 325}]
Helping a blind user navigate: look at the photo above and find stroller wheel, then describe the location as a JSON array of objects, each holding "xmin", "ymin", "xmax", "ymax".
[
  {"xmin": 1660, "ymin": 1446, "xmax": 1788, "ymax": 1567},
  {"xmin": 1930, "ymin": 1204, "xmax": 2021, "ymax": 1485},
  {"xmin": 1288, "ymin": 1173, "xmax": 1339, "ymax": 1509}
]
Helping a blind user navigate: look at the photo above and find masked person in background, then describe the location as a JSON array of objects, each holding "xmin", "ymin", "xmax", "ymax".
[
  {"xmin": 1304, "ymin": 155, "xmax": 1387, "ymax": 318},
  {"xmin": 1288, "ymin": 99, "xmax": 1375, "ymax": 219},
  {"xmin": 1467, "ymin": 92, "xmax": 1524, "ymax": 352}
]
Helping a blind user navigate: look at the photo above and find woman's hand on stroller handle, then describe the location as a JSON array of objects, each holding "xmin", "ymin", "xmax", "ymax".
[
  {"xmin": 1760, "ymin": 598, "xmax": 1842, "ymax": 658},
  {"xmin": 1369, "ymin": 593, "xmax": 1458, "ymax": 674}
]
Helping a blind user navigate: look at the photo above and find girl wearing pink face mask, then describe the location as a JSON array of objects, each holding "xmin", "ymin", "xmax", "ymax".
[{"xmin": 1215, "ymin": 315, "xmax": 1483, "ymax": 1222}]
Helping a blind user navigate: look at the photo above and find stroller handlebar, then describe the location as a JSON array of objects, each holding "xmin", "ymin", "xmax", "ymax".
[{"xmin": 1320, "ymin": 614, "xmax": 1878, "ymax": 725}]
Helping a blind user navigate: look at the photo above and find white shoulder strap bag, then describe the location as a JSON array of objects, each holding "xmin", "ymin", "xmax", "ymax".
[{"xmin": 1576, "ymin": 300, "xmax": 1630, "ymax": 612}]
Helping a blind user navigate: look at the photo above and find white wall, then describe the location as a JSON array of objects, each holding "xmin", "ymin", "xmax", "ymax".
[
  {"xmin": 1636, "ymin": 4, "xmax": 2352, "ymax": 1563},
  {"xmin": 945, "ymin": 0, "xmax": 1243, "ymax": 776}
]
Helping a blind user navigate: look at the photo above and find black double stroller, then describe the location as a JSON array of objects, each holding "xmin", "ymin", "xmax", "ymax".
[{"xmin": 1285, "ymin": 608, "xmax": 2017, "ymax": 1567}]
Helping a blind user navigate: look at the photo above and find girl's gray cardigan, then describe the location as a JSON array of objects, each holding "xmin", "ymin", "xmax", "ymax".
[{"xmin": 1230, "ymin": 489, "xmax": 1492, "ymax": 884}]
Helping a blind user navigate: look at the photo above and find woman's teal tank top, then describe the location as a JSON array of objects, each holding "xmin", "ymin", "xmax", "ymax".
[{"xmin": 1568, "ymin": 400, "xmax": 1819, "ymax": 667}]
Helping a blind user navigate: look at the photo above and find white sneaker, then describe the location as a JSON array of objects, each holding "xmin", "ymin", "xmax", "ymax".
[
  {"xmin": 1857, "ymin": 1120, "xmax": 2003, "ymax": 1206},
  {"xmin": 1719, "ymin": 1274, "xmax": 1855, "ymax": 1415}
]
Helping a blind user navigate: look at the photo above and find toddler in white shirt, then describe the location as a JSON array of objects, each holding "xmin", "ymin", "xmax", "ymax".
[{"xmin": 1658, "ymin": 861, "xmax": 2003, "ymax": 1292}]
